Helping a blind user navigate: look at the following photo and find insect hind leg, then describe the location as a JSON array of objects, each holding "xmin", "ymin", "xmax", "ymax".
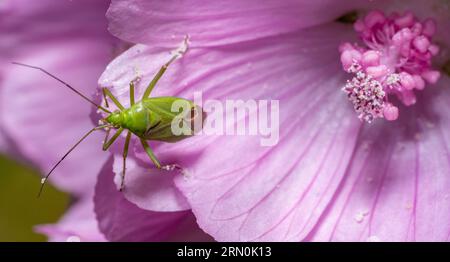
[
  {"xmin": 129, "ymin": 81, "xmax": 136, "ymax": 106},
  {"xmin": 103, "ymin": 127, "xmax": 124, "ymax": 151},
  {"xmin": 120, "ymin": 131, "xmax": 132, "ymax": 191},
  {"xmin": 140, "ymin": 139, "xmax": 161, "ymax": 168},
  {"xmin": 103, "ymin": 87, "xmax": 125, "ymax": 111},
  {"xmin": 142, "ymin": 35, "xmax": 189, "ymax": 99},
  {"xmin": 102, "ymin": 87, "xmax": 110, "ymax": 108},
  {"xmin": 139, "ymin": 139, "xmax": 185, "ymax": 175}
]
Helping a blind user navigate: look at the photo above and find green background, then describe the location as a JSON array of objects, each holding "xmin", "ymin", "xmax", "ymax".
[{"xmin": 0, "ymin": 154, "xmax": 69, "ymax": 241}]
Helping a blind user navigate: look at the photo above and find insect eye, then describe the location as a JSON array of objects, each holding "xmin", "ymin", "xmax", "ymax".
[
  {"xmin": 190, "ymin": 106, "xmax": 198, "ymax": 120},
  {"xmin": 187, "ymin": 105, "xmax": 207, "ymax": 133},
  {"xmin": 190, "ymin": 105, "xmax": 207, "ymax": 121}
]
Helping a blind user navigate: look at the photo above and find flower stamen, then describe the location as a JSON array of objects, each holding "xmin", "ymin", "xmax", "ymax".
[{"xmin": 340, "ymin": 10, "xmax": 441, "ymax": 122}]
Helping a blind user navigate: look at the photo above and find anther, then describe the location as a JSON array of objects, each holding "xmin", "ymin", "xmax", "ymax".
[{"xmin": 340, "ymin": 11, "xmax": 441, "ymax": 122}]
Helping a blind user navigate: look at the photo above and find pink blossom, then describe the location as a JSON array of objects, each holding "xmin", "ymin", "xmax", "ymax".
[
  {"xmin": 0, "ymin": 0, "xmax": 117, "ymax": 242},
  {"xmin": 100, "ymin": 0, "xmax": 450, "ymax": 241},
  {"xmin": 0, "ymin": 0, "xmax": 115, "ymax": 195},
  {"xmin": 0, "ymin": 0, "xmax": 209, "ymax": 242}
]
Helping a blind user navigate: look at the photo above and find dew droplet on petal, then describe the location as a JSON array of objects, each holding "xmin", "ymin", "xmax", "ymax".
[
  {"xmin": 367, "ymin": 235, "xmax": 381, "ymax": 242},
  {"xmin": 405, "ymin": 203, "xmax": 413, "ymax": 210},
  {"xmin": 66, "ymin": 235, "xmax": 81, "ymax": 242},
  {"xmin": 354, "ymin": 210, "xmax": 370, "ymax": 223},
  {"xmin": 354, "ymin": 214, "xmax": 364, "ymax": 223}
]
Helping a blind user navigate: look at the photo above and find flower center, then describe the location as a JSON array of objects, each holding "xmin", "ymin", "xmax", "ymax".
[{"xmin": 340, "ymin": 10, "xmax": 441, "ymax": 122}]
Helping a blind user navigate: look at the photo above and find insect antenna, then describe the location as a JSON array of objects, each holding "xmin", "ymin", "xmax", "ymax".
[
  {"xmin": 38, "ymin": 124, "xmax": 111, "ymax": 198},
  {"xmin": 11, "ymin": 62, "xmax": 111, "ymax": 114}
]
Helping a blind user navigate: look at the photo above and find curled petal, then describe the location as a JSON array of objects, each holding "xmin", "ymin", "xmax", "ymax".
[
  {"xmin": 95, "ymin": 157, "xmax": 212, "ymax": 242},
  {"xmin": 111, "ymin": 139, "xmax": 190, "ymax": 212},
  {"xmin": 36, "ymin": 196, "xmax": 106, "ymax": 242}
]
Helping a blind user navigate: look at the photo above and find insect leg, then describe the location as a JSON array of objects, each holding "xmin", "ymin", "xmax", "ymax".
[
  {"xmin": 141, "ymin": 63, "xmax": 168, "ymax": 99},
  {"xmin": 139, "ymin": 139, "xmax": 161, "ymax": 168},
  {"xmin": 129, "ymin": 81, "xmax": 135, "ymax": 105},
  {"xmin": 102, "ymin": 87, "xmax": 110, "ymax": 108},
  {"xmin": 142, "ymin": 36, "xmax": 189, "ymax": 99},
  {"xmin": 103, "ymin": 88, "xmax": 125, "ymax": 111},
  {"xmin": 38, "ymin": 124, "xmax": 109, "ymax": 197},
  {"xmin": 103, "ymin": 127, "xmax": 111, "ymax": 147},
  {"xmin": 120, "ymin": 131, "xmax": 132, "ymax": 191},
  {"xmin": 103, "ymin": 127, "xmax": 124, "ymax": 151}
]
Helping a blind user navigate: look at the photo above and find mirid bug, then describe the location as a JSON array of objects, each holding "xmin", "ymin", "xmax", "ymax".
[{"xmin": 14, "ymin": 38, "xmax": 205, "ymax": 196}]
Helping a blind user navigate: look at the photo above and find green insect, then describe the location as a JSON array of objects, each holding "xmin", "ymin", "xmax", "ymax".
[{"xmin": 14, "ymin": 41, "xmax": 205, "ymax": 196}]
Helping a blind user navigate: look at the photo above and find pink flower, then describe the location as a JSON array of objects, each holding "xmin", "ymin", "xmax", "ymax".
[
  {"xmin": 0, "ymin": 0, "xmax": 115, "ymax": 242},
  {"xmin": 0, "ymin": 1, "xmax": 114, "ymax": 241},
  {"xmin": 0, "ymin": 0, "xmax": 209, "ymax": 242},
  {"xmin": 99, "ymin": 0, "xmax": 450, "ymax": 241},
  {"xmin": 1, "ymin": 0, "xmax": 115, "ymax": 195}
]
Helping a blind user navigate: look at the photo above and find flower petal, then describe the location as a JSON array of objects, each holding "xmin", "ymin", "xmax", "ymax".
[
  {"xmin": 106, "ymin": 0, "xmax": 378, "ymax": 47},
  {"xmin": 99, "ymin": 23, "xmax": 362, "ymax": 241},
  {"xmin": 0, "ymin": 0, "xmax": 113, "ymax": 61},
  {"xmin": 111, "ymin": 140, "xmax": 190, "ymax": 211},
  {"xmin": 311, "ymin": 76, "xmax": 450, "ymax": 242},
  {"xmin": 95, "ymin": 157, "xmax": 212, "ymax": 241},
  {"xmin": 0, "ymin": 0, "xmax": 116, "ymax": 195},
  {"xmin": 1, "ymin": 40, "xmax": 111, "ymax": 195},
  {"xmin": 36, "ymin": 196, "xmax": 106, "ymax": 242},
  {"xmin": 0, "ymin": 127, "xmax": 17, "ymax": 155}
]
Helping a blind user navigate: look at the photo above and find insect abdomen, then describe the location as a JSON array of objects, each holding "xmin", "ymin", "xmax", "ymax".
[{"xmin": 140, "ymin": 97, "xmax": 205, "ymax": 142}]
